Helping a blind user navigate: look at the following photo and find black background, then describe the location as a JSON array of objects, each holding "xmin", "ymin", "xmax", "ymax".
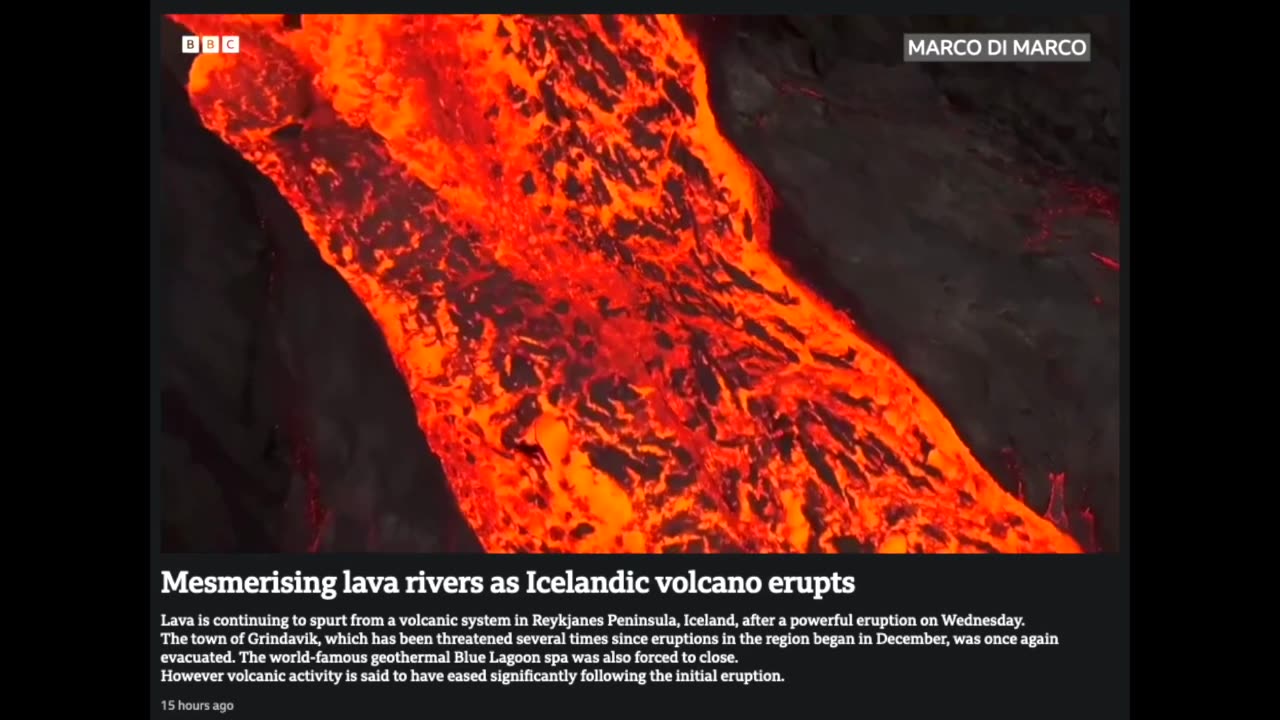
[{"xmin": 155, "ymin": 555, "xmax": 1128, "ymax": 717}]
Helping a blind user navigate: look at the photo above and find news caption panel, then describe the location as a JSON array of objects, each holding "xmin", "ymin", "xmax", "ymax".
[{"xmin": 154, "ymin": 555, "xmax": 1126, "ymax": 717}]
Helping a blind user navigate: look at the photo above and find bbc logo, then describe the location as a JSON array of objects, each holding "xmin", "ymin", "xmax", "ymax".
[{"xmin": 181, "ymin": 35, "xmax": 240, "ymax": 54}]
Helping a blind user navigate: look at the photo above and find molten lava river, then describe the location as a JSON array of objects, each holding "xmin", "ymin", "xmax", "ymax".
[{"xmin": 172, "ymin": 14, "xmax": 1082, "ymax": 554}]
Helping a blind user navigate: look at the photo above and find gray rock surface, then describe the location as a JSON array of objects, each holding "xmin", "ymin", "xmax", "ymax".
[{"xmin": 707, "ymin": 16, "xmax": 1121, "ymax": 550}]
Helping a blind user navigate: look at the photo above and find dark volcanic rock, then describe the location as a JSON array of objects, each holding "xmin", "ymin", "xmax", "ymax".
[
  {"xmin": 157, "ymin": 19, "xmax": 480, "ymax": 553},
  {"xmin": 706, "ymin": 16, "xmax": 1121, "ymax": 550},
  {"xmin": 723, "ymin": 16, "xmax": 1122, "ymax": 184}
]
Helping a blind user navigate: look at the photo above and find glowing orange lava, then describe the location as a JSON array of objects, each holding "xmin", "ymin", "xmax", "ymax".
[{"xmin": 170, "ymin": 13, "xmax": 1081, "ymax": 554}]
